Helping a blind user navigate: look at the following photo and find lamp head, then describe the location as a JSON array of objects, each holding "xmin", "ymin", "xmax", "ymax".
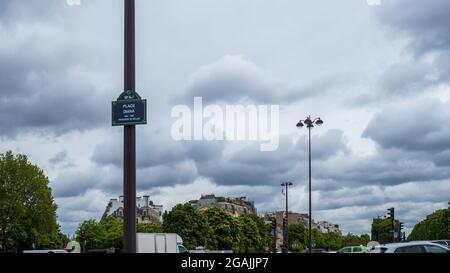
[
  {"xmin": 304, "ymin": 118, "xmax": 313, "ymax": 126},
  {"xmin": 315, "ymin": 118, "xmax": 324, "ymax": 126}
]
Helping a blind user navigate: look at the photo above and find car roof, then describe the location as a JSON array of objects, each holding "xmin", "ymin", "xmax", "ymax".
[
  {"xmin": 23, "ymin": 249, "xmax": 68, "ymax": 253},
  {"xmin": 383, "ymin": 242, "xmax": 448, "ymax": 248}
]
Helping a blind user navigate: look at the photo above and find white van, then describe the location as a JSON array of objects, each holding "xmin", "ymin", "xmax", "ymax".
[{"xmin": 136, "ymin": 233, "xmax": 189, "ymax": 253}]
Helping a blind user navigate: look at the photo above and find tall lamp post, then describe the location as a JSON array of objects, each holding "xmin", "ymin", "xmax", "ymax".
[
  {"xmin": 296, "ymin": 116, "xmax": 323, "ymax": 253},
  {"xmin": 123, "ymin": 0, "xmax": 136, "ymax": 253},
  {"xmin": 281, "ymin": 182, "xmax": 293, "ymax": 253}
]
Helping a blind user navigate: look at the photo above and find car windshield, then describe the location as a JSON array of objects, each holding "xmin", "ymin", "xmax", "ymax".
[
  {"xmin": 424, "ymin": 245, "xmax": 449, "ymax": 253},
  {"xmin": 178, "ymin": 245, "xmax": 189, "ymax": 253},
  {"xmin": 394, "ymin": 245, "xmax": 426, "ymax": 253}
]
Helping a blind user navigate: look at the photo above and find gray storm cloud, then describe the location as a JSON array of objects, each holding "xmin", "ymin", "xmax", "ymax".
[{"xmin": 1, "ymin": 0, "xmax": 449, "ymax": 236}]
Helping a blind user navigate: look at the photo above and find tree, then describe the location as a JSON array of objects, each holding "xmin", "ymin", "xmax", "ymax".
[
  {"xmin": 237, "ymin": 214, "xmax": 270, "ymax": 253},
  {"xmin": 76, "ymin": 218, "xmax": 123, "ymax": 251},
  {"xmin": 322, "ymin": 232, "xmax": 342, "ymax": 251},
  {"xmin": 408, "ymin": 208, "xmax": 450, "ymax": 241},
  {"xmin": 203, "ymin": 208, "xmax": 241, "ymax": 252},
  {"xmin": 162, "ymin": 203, "xmax": 215, "ymax": 250},
  {"xmin": 76, "ymin": 218, "xmax": 164, "ymax": 252},
  {"xmin": 248, "ymin": 214, "xmax": 273, "ymax": 253},
  {"xmin": 137, "ymin": 223, "xmax": 163, "ymax": 233},
  {"xmin": 340, "ymin": 233, "xmax": 371, "ymax": 247},
  {"xmin": 360, "ymin": 234, "xmax": 371, "ymax": 245},
  {"xmin": 371, "ymin": 218, "xmax": 400, "ymax": 244},
  {"xmin": 0, "ymin": 151, "xmax": 61, "ymax": 252},
  {"xmin": 288, "ymin": 224, "xmax": 307, "ymax": 252}
]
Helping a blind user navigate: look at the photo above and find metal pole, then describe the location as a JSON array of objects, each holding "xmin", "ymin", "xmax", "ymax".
[
  {"xmin": 285, "ymin": 184, "xmax": 289, "ymax": 253},
  {"xmin": 447, "ymin": 202, "xmax": 450, "ymax": 239},
  {"xmin": 272, "ymin": 217, "xmax": 277, "ymax": 254},
  {"xmin": 391, "ymin": 215, "xmax": 395, "ymax": 243},
  {"xmin": 308, "ymin": 126, "xmax": 312, "ymax": 253},
  {"xmin": 123, "ymin": 0, "xmax": 136, "ymax": 253}
]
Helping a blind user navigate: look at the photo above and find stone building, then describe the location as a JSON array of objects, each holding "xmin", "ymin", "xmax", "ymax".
[
  {"xmin": 102, "ymin": 195, "xmax": 163, "ymax": 224},
  {"xmin": 189, "ymin": 194, "xmax": 257, "ymax": 216}
]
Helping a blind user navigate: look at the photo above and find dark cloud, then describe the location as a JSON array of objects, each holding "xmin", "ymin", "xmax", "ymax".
[
  {"xmin": 92, "ymin": 129, "xmax": 226, "ymax": 169},
  {"xmin": 198, "ymin": 130, "xmax": 349, "ymax": 186},
  {"xmin": 375, "ymin": 0, "xmax": 450, "ymax": 56},
  {"xmin": 49, "ymin": 150, "xmax": 68, "ymax": 165},
  {"xmin": 314, "ymin": 99, "xmax": 450, "ymax": 187},
  {"xmin": 317, "ymin": 148, "xmax": 450, "ymax": 187},
  {"xmin": 91, "ymin": 129, "xmax": 349, "ymax": 188},
  {"xmin": 376, "ymin": 61, "xmax": 439, "ymax": 97},
  {"xmin": 52, "ymin": 160, "xmax": 198, "ymax": 198},
  {"xmin": 370, "ymin": 0, "xmax": 450, "ymax": 101},
  {"xmin": 182, "ymin": 55, "xmax": 338, "ymax": 104},
  {"xmin": 363, "ymin": 99, "xmax": 450, "ymax": 153},
  {"xmin": 0, "ymin": 0, "xmax": 62, "ymax": 24},
  {"xmin": 0, "ymin": 0, "xmax": 118, "ymax": 138}
]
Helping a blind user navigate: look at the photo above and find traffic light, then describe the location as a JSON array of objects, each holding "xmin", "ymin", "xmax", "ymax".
[
  {"xmin": 399, "ymin": 222, "xmax": 404, "ymax": 231},
  {"xmin": 282, "ymin": 217, "xmax": 290, "ymax": 235},
  {"xmin": 271, "ymin": 217, "xmax": 277, "ymax": 230},
  {"xmin": 387, "ymin": 207, "xmax": 395, "ymax": 219}
]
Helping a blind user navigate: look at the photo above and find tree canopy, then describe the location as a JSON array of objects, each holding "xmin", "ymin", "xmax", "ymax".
[
  {"xmin": 0, "ymin": 151, "xmax": 65, "ymax": 252},
  {"xmin": 408, "ymin": 208, "xmax": 449, "ymax": 241},
  {"xmin": 162, "ymin": 203, "xmax": 216, "ymax": 250},
  {"xmin": 76, "ymin": 217, "xmax": 163, "ymax": 251},
  {"xmin": 371, "ymin": 218, "xmax": 400, "ymax": 244}
]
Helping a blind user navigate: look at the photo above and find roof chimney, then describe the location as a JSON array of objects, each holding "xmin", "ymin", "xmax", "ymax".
[{"xmin": 143, "ymin": 196, "xmax": 150, "ymax": 207}]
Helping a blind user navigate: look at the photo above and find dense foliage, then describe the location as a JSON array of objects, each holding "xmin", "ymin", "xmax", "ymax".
[
  {"xmin": 76, "ymin": 217, "xmax": 163, "ymax": 251},
  {"xmin": 163, "ymin": 205, "xmax": 271, "ymax": 252},
  {"xmin": 288, "ymin": 223, "xmax": 370, "ymax": 252},
  {"xmin": 408, "ymin": 208, "xmax": 449, "ymax": 241},
  {"xmin": 371, "ymin": 218, "xmax": 400, "ymax": 244},
  {"xmin": 0, "ymin": 151, "xmax": 67, "ymax": 253}
]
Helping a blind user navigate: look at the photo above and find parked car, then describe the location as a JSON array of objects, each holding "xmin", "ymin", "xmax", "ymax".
[
  {"xmin": 337, "ymin": 246, "xmax": 367, "ymax": 253},
  {"xmin": 368, "ymin": 245, "xmax": 387, "ymax": 253},
  {"xmin": 86, "ymin": 248, "xmax": 116, "ymax": 253},
  {"xmin": 302, "ymin": 248, "xmax": 329, "ymax": 253},
  {"xmin": 431, "ymin": 240, "xmax": 450, "ymax": 247},
  {"xmin": 22, "ymin": 249, "xmax": 68, "ymax": 253},
  {"xmin": 381, "ymin": 242, "xmax": 449, "ymax": 253}
]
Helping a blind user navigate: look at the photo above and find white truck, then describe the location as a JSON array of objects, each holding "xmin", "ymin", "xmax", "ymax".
[{"xmin": 136, "ymin": 233, "xmax": 189, "ymax": 253}]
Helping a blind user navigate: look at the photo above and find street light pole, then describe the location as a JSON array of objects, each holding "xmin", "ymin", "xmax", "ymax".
[
  {"xmin": 123, "ymin": 0, "xmax": 136, "ymax": 253},
  {"xmin": 281, "ymin": 182, "xmax": 293, "ymax": 253},
  {"xmin": 308, "ymin": 124, "xmax": 312, "ymax": 254},
  {"xmin": 296, "ymin": 116, "xmax": 323, "ymax": 254}
]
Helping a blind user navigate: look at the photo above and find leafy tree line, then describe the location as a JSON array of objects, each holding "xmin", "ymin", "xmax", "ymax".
[
  {"xmin": 76, "ymin": 204, "xmax": 272, "ymax": 253},
  {"xmin": 162, "ymin": 204, "xmax": 272, "ymax": 253},
  {"xmin": 0, "ymin": 151, "xmax": 68, "ymax": 253},
  {"xmin": 288, "ymin": 224, "xmax": 370, "ymax": 252},
  {"xmin": 408, "ymin": 208, "xmax": 450, "ymax": 241},
  {"xmin": 77, "ymin": 203, "xmax": 372, "ymax": 253},
  {"xmin": 76, "ymin": 217, "xmax": 163, "ymax": 251}
]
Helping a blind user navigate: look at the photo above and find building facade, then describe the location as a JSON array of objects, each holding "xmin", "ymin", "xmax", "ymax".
[
  {"xmin": 317, "ymin": 221, "xmax": 342, "ymax": 235},
  {"xmin": 102, "ymin": 195, "xmax": 163, "ymax": 224},
  {"xmin": 189, "ymin": 194, "xmax": 257, "ymax": 216},
  {"xmin": 265, "ymin": 211, "xmax": 318, "ymax": 252}
]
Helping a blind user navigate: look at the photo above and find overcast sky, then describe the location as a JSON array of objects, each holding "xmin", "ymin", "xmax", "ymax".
[{"xmin": 1, "ymin": 0, "xmax": 450, "ymax": 236}]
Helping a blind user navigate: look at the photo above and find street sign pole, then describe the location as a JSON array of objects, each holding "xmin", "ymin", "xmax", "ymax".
[{"xmin": 123, "ymin": 0, "xmax": 136, "ymax": 253}]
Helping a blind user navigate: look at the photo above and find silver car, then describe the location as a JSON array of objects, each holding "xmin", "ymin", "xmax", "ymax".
[{"xmin": 380, "ymin": 242, "xmax": 449, "ymax": 253}]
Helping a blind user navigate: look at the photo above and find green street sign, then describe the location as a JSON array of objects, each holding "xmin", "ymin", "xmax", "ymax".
[{"xmin": 112, "ymin": 90, "xmax": 147, "ymax": 126}]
